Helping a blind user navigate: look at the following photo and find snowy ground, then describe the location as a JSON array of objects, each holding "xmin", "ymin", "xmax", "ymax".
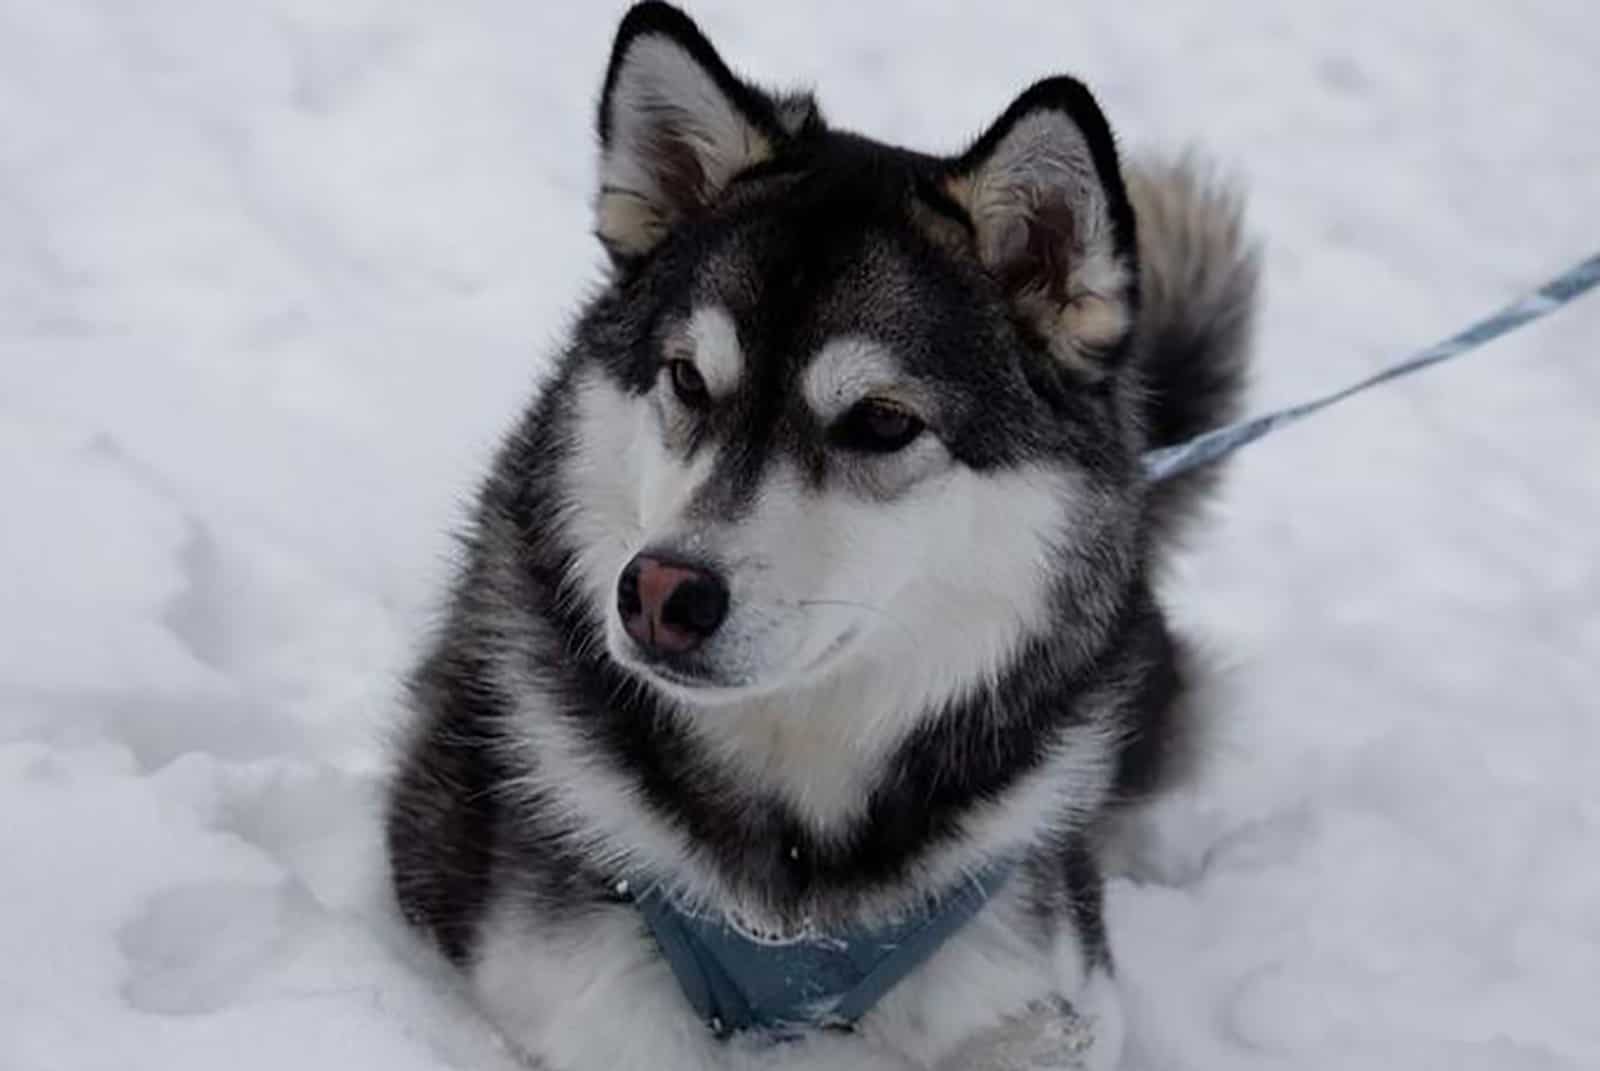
[{"xmin": 3, "ymin": 2, "xmax": 1598, "ymax": 1068}]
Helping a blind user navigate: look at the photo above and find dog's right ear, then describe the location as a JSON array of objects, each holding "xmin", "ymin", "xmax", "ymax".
[{"xmin": 594, "ymin": 3, "xmax": 779, "ymax": 265}]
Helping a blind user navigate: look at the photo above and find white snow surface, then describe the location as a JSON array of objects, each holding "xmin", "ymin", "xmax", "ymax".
[{"xmin": 3, "ymin": 2, "xmax": 1598, "ymax": 1068}]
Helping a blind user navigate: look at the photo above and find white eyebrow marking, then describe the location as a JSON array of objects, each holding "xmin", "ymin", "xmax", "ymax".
[
  {"xmin": 683, "ymin": 304, "xmax": 743, "ymax": 397},
  {"xmin": 802, "ymin": 336, "xmax": 907, "ymax": 422}
]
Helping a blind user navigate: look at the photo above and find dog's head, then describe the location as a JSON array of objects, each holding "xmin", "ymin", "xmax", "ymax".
[{"xmin": 560, "ymin": 3, "xmax": 1144, "ymax": 706}]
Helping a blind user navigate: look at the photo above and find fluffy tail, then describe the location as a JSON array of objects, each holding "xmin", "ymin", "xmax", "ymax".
[{"xmin": 1126, "ymin": 154, "xmax": 1260, "ymax": 545}]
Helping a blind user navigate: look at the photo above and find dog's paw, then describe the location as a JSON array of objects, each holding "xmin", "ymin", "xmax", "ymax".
[
  {"xmin": 935, "ymin": 997, "xmax": 1092, "ymax": 1071},
  {"xmin": 936, "ymin": 973, "xmax": 1123, "ymax": 1071}
]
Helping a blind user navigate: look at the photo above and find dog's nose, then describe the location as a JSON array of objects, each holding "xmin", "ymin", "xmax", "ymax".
[{"xmin": 617, "ymin": 554, "xmax": 729, "ymax": 655}]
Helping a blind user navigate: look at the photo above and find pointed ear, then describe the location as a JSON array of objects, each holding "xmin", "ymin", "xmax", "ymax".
[
  {"xmin": 595, "ymin": 3, "xmax": 781, "ymax": 264},
  {"xmin": 944, "ymin": 78, "xmax": 1138, "ymax": 376}
]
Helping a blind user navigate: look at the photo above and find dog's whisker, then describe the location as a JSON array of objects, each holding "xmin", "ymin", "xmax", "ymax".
[{"xmin": 795, "ymin": 598, "xmax": 918, "ymax": 643}]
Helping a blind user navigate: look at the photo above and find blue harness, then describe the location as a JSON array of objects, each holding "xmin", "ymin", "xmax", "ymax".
[{"xmin": 622, "ymin": 864, "xmax": 1014, "ymax": 1038}]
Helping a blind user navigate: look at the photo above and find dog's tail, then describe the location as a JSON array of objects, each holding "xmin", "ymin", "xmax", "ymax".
[{"xmin": 1126, "ymin": 154, "xmax": 1259, "ymax": 548}]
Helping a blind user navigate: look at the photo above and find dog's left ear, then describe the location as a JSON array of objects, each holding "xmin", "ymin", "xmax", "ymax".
[
  {"xmin": 945, "ymin": 78, "xmax": 1138, "ymax": 376},
  {"xmin": 595, "ymin": 3, "xmax": 785, "ymax": 264}
]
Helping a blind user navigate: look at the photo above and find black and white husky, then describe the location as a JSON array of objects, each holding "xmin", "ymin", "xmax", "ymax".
[{"xmin": 386, "ymin": 4, "xmax": 1257, "ymax": 1068}]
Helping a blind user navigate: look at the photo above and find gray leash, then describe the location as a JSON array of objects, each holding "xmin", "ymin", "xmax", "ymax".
[{"xmin": 1142, "ymin": 251, "xmax": 1600, "ymax": 483}]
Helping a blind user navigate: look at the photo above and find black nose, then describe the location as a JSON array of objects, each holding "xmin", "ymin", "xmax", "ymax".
[{"xmin": 617, "ymin": 554, "xmax": 730, "ymax": 655}]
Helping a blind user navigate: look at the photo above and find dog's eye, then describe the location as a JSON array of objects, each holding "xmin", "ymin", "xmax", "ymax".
[
  {"xmin": 665, "ymin": 359, "xmax": 710, "ymax": 409},
  {"xmin": 834, "ymin": 399, "xmax": 925, "ymax": 453}
]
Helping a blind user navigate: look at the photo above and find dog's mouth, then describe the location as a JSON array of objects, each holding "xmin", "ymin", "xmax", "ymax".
[
  {"xmin": 797, "ymin": 623, "xmax": 862, "ymax": 675},
  {"xmin": 611, "ymin": 639, "xmax": 758, "ymax": 700},
  {"xmin": 613, "ymin": 621, "xmax": 867, "ymax": 706},
  {"xmin": 636, "ymin": 655, "xmax": 741, "ymax": 691}
]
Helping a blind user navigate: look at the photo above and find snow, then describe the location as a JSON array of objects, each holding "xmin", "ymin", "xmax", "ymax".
[{"xmin": 3, "ymin": 2, "xmax": 1598, "ymax": 1068}]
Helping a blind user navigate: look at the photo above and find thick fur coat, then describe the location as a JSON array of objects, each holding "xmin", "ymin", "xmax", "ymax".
[{"xmin": 386, "ymin": 5, "xmax": 1257, "ymax": 1068}]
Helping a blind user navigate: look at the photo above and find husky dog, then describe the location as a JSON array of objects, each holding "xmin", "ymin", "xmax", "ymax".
[{"xmin": 386, "ymin": 4, "xmax": 1256, "ymax": 1068}]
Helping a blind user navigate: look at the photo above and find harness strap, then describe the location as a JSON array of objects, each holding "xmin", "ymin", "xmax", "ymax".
[
  {"xmin": 826, "ymin": 870, "xmax": 1006, "ymax": 1026},
  {"xmin": 626, "ymin": 863, "xmax": 1015, "ymax": 1038}
]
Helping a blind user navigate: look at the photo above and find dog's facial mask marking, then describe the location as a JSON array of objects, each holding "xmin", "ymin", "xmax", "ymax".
[
  {"xmin": 599, "ymin": 324, "xmax": 957, "ymax": 697},
  {"xmin": 652, "ymin": 304, "xmax": 743, "ymax": 454},
  {"xmin": 581, "ymin": 23, "xmax": 1141, "ymax": 707},
  {"xmin": 802, "ymin": 337, "xmax": 945, "ymax": 499},
  {"xmin": 583, "ymin": 326, "xmax": 1070, "ymax": 707}
]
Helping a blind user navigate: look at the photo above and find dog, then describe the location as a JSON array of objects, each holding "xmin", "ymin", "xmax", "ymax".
[{"xmin": 385, "ymin": 4, "xmax": 1257, "ymax": 1068}]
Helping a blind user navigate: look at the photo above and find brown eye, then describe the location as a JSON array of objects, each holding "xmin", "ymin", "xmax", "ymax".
[
  {"xmin": 666, "ymin": 359, "xmax": 709, "ymax": 408},
  {"xmin": 833, "ymin": 399, "xmax": 925, "ymax": 453}
]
